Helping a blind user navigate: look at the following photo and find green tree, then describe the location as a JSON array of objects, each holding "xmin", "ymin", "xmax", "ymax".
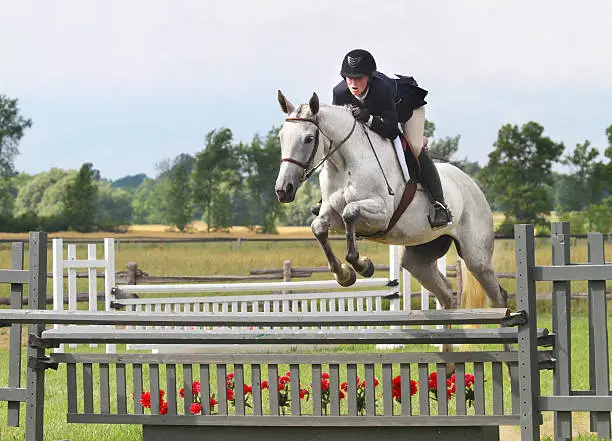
[
  {"xmin": 163, "ymin": 162, "xmax": 193, "ymax": 231},
  {"xmin": 556, "ymin": 140, "xmax": 602, "ymax": 211},
  {"xmin": 192, "ymin": 128, "xmax": 239, "ymax": 231},
  {"xmin": 429, "ymin": 135, "xmax": 459, "ymax": 161},
  {"xmin": 0, "ymin": 94, "xmax": 32, "ymax": 177},
  {"xmin": 63, "ymin": 163, "xmax": 99, "ymax": 232},
  {"xmin": 480, "ymin": 122, "xmax": 564, "ymax": 228},
  {"xmin": 131, "ymin": 178, "xmax": 155, "ymax": 224},
  {"xmin": 96, "ymin": 181, "xmax": 133, "ymax": 230},
  {"xmin": 14, "ymin": 168, "xmax": 71, "ymax": 216},
  {"xmin": 38, "ymin": 172, "xmax": 77, "ymax": 218},
  {"xmin": 424, "ymin": 119, "xmax": 435, "ymax": 138},
  {"xmin": 241, "ymin": 128, "xmax": 283, "ymax": 233}
]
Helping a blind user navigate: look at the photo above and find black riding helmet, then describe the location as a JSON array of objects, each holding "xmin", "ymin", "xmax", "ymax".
[{"xmin": 340, "ymin": 49, "xmax": 377, "ymax": 79}]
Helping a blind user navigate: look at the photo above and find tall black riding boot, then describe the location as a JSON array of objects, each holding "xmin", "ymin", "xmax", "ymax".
[{"xmin": 418, "ymin": 150, "xmax": 453, "ymax": 229}]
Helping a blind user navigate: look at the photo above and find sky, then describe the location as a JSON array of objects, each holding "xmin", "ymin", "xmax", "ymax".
[{"xmin": 2, "ymin": 0, "xmax": 611, "ymax": 181}]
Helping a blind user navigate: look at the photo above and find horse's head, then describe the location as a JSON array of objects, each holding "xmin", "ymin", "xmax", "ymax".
[{"xmin": 275, "ymin": 90, "xmax": 321, "ymax": 203}]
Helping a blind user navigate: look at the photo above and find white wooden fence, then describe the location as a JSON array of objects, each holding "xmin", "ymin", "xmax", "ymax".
[{"xmin": 51, "ymin": 239, "xmax": 446, "ymax": 353}]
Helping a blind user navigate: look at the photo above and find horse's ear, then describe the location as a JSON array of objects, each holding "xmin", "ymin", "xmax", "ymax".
[
  {"xmin": 309, "ymin": 92, "xmax": 319, "ymax": 115},
  {"xmin": 278, "ymin": 90, "xmax": 295, "ymax": 114}
]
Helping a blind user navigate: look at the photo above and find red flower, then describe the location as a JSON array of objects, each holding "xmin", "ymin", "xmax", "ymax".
[
  {"xmin": 192, "ymin": 381, "xmax": 201, "ymax": 395},
  {"xmin": 179, "ymin": 387, "xmax": 185, "ymax": 398},
  {"xmin": 392, "ymin": 387, "xmax": 401, "ymax": 400},
  {"xmin": 227, "ymin": 389, "xmax": 235, "ymax": 400},
  {"xmin": 428, "ymin": 372, "xmax": 438, "ymax": 390},
  {"xmin": 190, "ymin": 402, "xmax": 202, "ymax": 415},
  {"xmin": 360, "ymin": 380, "xmax": 366, "ymax": 389},
  {"xmin": 321, "ymin": 379, "xmax": 330, "ymax": 391},
  {"xmin": 392, "ymin": 375, "xmax": 402, "ymax": 388},
  {"xmin": 340, "ymin": 381, "xmax": 348, "ymax": 391},
  {"xmin": 243, "ymin": 384, "xmax": 253, "ymax": 395},
  {"xmin": 284, "ymin": 371, "xmax": 291, "ymax": 377},
  {"xmin": 159, "ymin": 400, "xmax": 168, "ymax": 415},
  {"xmin": 140, "ymin": 392, "xmax": 151, "ymax": 408},
  {"xmin": 339, "ymin": 390, "xmax": 346, "ymax": 400},
  {"xmin": 210, "ymin": 397, "xmax": 217, "ymax": 408},
  {"xmin": 465, "ymin": 374, "xmax": 475, "ymax": 387},
  {"xmin": 299, "ymin": 388, "xmax": 309, "ymax": 399},
  {"xmin": 261, "ymin": 380, "xmax": 269, "ymax": 390},
  {"xmin": 280, "ymin": 375, "xmax": 290, "ymax": 385},
  {"xmin": 321, "ymin": 372, "xmax": 330, "ymax": 380},
  {"xmin": 226, "ymin": 372, "xmax": 235, "ymax": 381},
  {"xmin": 449, "ymin": 383, "xmax": 456, "ymax": 394},
  {"xmin": 373, "ymin": 378, "xmax": 380, "ymax": 388},
  {"xmin": 277, "ymin": 382, "xmax": 286, "ymax": 392},
  {"xmin": 410, "ymin": 379, "xmax": 418, "ymax": 396}
]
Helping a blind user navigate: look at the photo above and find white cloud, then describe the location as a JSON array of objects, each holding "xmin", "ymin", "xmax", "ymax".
[
  {"xmin": 2, "ymin": 0, "xmax": 611, "ymax": 179},
  {"xmin": 3, "ymin": 0, "xmax": 611, "ymax": 96}
]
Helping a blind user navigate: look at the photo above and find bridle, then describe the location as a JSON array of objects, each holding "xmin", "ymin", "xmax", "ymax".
[{"xmin": 281, "ymin": 115, "xmax": 357, "ymax": 182}]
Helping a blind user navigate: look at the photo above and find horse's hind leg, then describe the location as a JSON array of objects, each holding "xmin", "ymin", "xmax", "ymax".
[{"xmin": 401, "ymin": 246, "xmax": 455, "ymax": 309}]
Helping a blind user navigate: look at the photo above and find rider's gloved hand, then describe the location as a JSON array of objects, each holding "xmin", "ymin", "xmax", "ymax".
[{"xmin": 351, "ymin": 106, "xmax": 370, "ymax": 123}]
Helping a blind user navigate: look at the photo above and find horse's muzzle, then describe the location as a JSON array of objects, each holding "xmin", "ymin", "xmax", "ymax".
[{"xmin": 275, "ymin": 183, "xmax": 295, "ymax": 203}]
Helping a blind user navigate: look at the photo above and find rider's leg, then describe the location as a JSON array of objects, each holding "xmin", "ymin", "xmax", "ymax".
[
  {"xmin": 403, "ymin": 106, "xmax": 425, "ymax": 158},
  {"xmin": 419, "ymin": 149, "xmax": 452, "ymax": 227},
  {"xmin": 403, "ymin": 106, "xmax": 452, "ymax": 229}
]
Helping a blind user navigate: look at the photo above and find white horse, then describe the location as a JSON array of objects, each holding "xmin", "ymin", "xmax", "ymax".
[{"xmin": 275, "ymin": 91, "xmax": 507, "ymax": 310}]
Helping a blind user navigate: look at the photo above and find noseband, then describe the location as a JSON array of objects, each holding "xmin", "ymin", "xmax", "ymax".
[{"xmin": 281, "ymin": 116, "xmax": 357, "ymax": 182}]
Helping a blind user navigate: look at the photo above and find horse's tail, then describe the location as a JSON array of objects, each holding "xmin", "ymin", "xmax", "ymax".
[{"xmin": 459, "ymin": 258, "xmax": 489, "ymax": 310}]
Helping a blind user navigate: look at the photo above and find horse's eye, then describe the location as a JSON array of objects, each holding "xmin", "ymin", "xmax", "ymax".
[{"xmin": 305, "ymin": 135, "xmax": 314, "ymax": 143}]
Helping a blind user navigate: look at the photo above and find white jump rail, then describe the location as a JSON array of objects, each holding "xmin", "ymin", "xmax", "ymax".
[{"xmin": 53, "ymin": 240, "xmax": 449, "ymax": 354}]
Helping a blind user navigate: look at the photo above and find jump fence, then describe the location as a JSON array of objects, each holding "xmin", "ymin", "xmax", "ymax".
[{"xmin": 0, "ymin": 223, "xmax": 610, "ymax": 441}]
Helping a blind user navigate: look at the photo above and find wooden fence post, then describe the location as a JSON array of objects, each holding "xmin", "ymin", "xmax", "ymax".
[
  {"xmin": 282, "ymin": 260, "xmax": 292, "ymax": 296},
  {"xmin": 127, "ymin": 262, "xmax": 138, "ymax": 285}
]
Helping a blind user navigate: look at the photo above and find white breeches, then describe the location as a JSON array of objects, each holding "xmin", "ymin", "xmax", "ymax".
[{"xmin": 402, "ymin": 105, "xmax": 426, "ymax": 158}]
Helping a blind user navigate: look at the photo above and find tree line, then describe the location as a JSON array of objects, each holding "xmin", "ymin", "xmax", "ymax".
[{"xmin": 1, "ymin": 93, "xmax": 611, "ymax": 234}]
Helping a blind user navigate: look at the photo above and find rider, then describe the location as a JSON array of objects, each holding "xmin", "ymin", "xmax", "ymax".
[{"xmin": 311, "ymin": 49, "xmax": 452, "ymax": 230}]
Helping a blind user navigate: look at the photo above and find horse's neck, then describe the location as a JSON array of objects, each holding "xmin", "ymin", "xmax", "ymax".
[
  {"xmin": 317, "ymin": 106, "xmax": 364, "ymax": 171},
  {"xmin": 317, "ymin": 106, "xmax": 403, "ymax": 197}
]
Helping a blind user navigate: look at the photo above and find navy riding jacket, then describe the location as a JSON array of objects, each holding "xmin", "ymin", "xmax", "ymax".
[{"xmin": 332, "ymin": 72, "xmax": 428, "ymax": 140}]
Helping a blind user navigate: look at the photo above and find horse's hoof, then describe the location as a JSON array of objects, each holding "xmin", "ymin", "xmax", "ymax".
[
  {"xmin": 335, "ymin": 264, "xmax": 357, "ymax": 287},
  {"xmin": 359, "ymin": 257, "xmax": 375, "ymax": 278}
]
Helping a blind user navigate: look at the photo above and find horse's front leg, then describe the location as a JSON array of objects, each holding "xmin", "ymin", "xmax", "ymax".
[
  {"xmin": 311, "ymin": 210, "xmax": 356, "ymax": 287},
  {"xmin": 342, "ymin": 200, "xmax": 389, "ymax": 277}
]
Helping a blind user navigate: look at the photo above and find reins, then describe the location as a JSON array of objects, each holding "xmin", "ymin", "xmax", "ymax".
[{"xmin": 281, "ymin": 116, "xmax": 357, "ymax": 182}]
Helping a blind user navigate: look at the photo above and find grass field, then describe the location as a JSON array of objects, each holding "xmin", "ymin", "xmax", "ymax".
[{"xmin": 0, "ymin": 224, "xmax": 610, "ymax": 440}]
